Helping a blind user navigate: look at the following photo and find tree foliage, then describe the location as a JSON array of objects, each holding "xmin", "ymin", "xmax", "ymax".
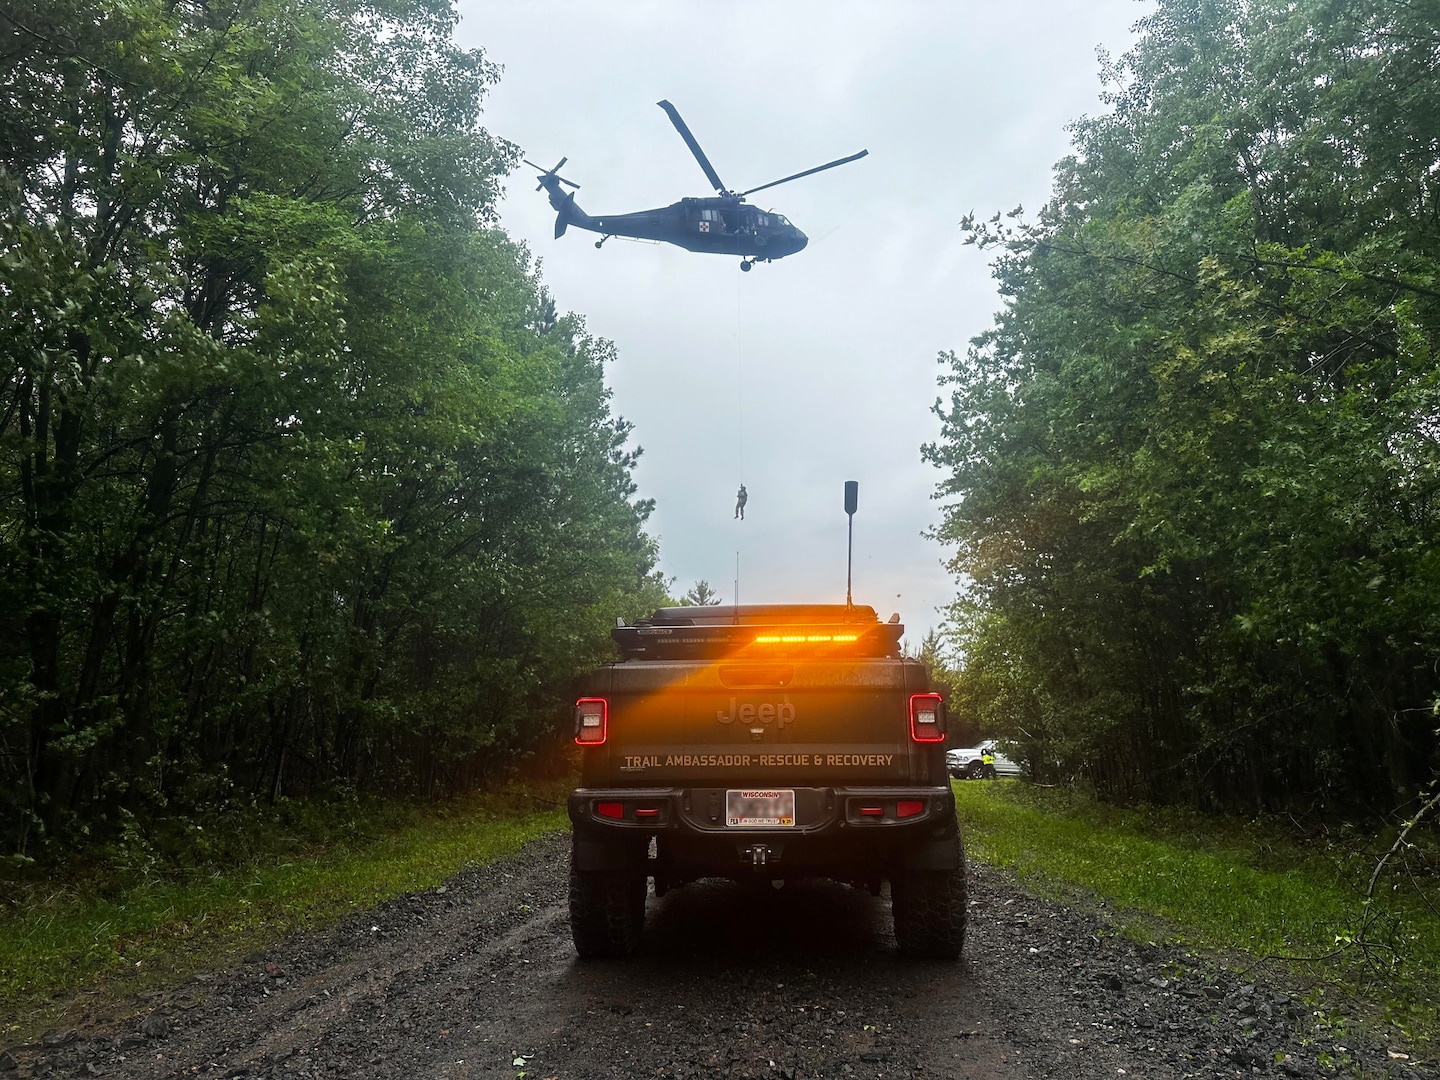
[
  {"xmin": 0, "ymin": 0, "xmax": 666, "ymax": 855},
  {"xmin": 679, "ymin": 580, "xmax": 723, "ymax": 606},
  {"xmin": 927, "ymin": 0, "xmax": 1440, "ymax": 815}
]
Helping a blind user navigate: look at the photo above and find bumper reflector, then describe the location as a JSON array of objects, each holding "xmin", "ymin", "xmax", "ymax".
[
  {"xmin": 596, "ymin": 801, "xmax": 623, "ymax": 819},
  {"xmin": 897, "ymin": 799, "xmax": 924, "ymax": 818}
]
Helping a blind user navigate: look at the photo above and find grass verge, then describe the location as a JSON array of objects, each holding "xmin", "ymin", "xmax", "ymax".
[
  {"xmin": 953, "ymin": 780, "xmax": 1440, "ymax": 1045},
  {"xmin": 0, "ymin": 782, "xmax": 569, "ymax": 1039}
]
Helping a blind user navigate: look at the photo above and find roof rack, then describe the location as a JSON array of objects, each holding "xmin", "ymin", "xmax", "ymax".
[
  {"xmin": 641, "ymin": 603, "xmax": 880, "ymax": 627},
  {"xmin": 613, "ymin": 603, "xmax": 903, "ymax": 660}
]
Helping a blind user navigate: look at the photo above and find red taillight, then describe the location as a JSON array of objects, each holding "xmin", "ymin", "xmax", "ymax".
[
  {"xmin": 575, "ymin": 697, "xmax": 608, "ymax": 745},
  {"xmin": 634, "ymin": 807, "xmax": 660, "ymax": 819},
  {"xmin": 858, "ymin": 805, "xmax": 884, "ymax": 817},
  {"xmin": 897, "ymin": 799, "xmax": 925, "ymax": 819},
  {"xmin": 909, "ymin": 693, "xmax": 945, "ymax": 743},
  {"xmin": 596, "ymin": 801, "xmax": 624, "ymax": 819}
]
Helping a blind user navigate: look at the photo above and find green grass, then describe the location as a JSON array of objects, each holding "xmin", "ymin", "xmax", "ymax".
[
  {"xmin": 953, "ymin": 780, "xmax": 1440, "ymax": 1042},
  {"xmin": 0, "ymin": 783, "xmax": 569, "ymax": 1038}
]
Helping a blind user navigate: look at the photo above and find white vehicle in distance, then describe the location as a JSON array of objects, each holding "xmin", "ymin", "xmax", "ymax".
[{"xmin": 947, "ymin": 743, "xmax": 1023, "ymax": 780}]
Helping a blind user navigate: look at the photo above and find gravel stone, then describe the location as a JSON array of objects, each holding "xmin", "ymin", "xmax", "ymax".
[{"xmin": 138, "ymin": 1013, "xmax": 170, "ymax": 1039}]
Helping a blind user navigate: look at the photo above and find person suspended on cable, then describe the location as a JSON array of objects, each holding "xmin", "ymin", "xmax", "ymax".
[{"xmin": 735, "ymin": 484, "xmax": 747, "ymax": 520}]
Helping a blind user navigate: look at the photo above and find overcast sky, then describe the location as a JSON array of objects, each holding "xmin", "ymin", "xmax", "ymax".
[{"xmin": 454, "ymin": 1, "xmax": 1148, "ymax": 640}]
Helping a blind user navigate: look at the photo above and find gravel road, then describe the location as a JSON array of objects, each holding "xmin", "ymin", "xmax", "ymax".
[{"xmin": 6, "ymin": 832, "xmax": 1430, "ymax": 1079}]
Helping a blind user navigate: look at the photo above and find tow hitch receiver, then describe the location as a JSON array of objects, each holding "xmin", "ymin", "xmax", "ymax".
[{"xmin": 749, "ymin": 844, "xmax": 770, "ymax": 868}]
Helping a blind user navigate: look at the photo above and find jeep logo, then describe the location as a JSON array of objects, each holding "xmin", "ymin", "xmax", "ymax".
[{"xmin": 716, "ymin": 697, "xmax": 796, "ymax": 727}]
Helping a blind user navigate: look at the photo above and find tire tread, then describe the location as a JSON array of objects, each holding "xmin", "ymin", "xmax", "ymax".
[
  {"xmin": 569, "ymin": 866, "xmax": 646, "ymax": 959},
  {"xmin": 891, "ymin": 841, "xmax": 967, "ymax": 959}
]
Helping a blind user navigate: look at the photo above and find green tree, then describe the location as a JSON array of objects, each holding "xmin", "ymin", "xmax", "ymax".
[
  {"xmin": 0, "ymin": 0, "xmax": 662, "ymax": 852},
  {"xmin": 680, "ymin": 580, "xmax": 724, "ymax": 606},
  {"xmin": 927, "ymin": 0, "xmax": 1440, "ymax": 815}
]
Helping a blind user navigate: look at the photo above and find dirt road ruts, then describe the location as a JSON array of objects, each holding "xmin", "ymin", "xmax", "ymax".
[{"xmin": 6, "ymin": 833, "xmax": 1428, "ymax": 1079}]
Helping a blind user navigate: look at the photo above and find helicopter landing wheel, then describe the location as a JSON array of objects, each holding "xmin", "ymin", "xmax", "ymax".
[
  {"xmin": 740, "ymin": 260, "xmax": 753, "ymax": 272},
  {"xmin": 595, "ymin": 240, "xmax": 604, "ymax": 249}
]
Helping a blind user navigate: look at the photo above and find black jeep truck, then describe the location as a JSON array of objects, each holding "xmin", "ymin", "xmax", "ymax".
[{"xmin": 567, "ymin": 603, "xmax": 966, "ymax": 959}]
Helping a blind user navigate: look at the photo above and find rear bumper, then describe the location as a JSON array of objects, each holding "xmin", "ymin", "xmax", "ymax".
[{"xmin": 568, "ymin": 785, "xmax": 960, "ymax": 877}]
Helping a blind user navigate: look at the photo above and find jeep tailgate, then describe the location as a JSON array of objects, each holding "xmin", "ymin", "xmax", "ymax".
[{"xmin": 579, "ymin": 658, "xmax": 925, "ymax": 785}]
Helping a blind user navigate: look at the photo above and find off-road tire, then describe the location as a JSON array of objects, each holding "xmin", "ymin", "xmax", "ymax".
[
  {"xmin": 891, "ymin": 850, "xmax": 968, "ymax": 959},
  {"xmin": 569, "ymin": 866, "xmax": 647, "ymax": 959}
]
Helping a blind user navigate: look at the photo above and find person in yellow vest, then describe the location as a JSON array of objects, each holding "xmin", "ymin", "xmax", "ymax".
[{"xmin": 980, "ymin": 747, "xmax": 996, "ymax": 779}]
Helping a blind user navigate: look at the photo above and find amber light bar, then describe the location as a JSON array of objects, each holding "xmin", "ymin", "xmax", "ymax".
[
  {"xmin": 611, "ymin": 611, "xmax": 903, "ymax": 660},
  {"xmin": 754, "ymin": 633, "xmax": 860, "ymax": 644}
]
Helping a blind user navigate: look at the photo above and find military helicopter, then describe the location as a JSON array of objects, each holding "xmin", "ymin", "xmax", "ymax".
[{"xmin": 525, "ymin": 100, "xmax": 867, "ymax": 271}]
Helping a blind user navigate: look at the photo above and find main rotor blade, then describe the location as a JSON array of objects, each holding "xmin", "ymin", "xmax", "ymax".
[
  {"xmin": 657, "ymin": 99, "xmax": 727, "ymax": 195},
  {"xmin": 737, "ymin": 149, "xmax": 869, "ymax": 199}
]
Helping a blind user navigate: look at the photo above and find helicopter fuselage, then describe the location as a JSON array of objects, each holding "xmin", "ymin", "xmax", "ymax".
[{"xmin": 544, "ymin": 180, "xmax": 807, "ymax": 261}]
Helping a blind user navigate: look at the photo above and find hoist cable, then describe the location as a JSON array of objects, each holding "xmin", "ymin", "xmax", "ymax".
[
  {"xmin": 735, "ymin": 270, "xmax": 744, "ymax": 485},
  {"xmin": 734, "ymin": 271, "xmax": 744, "ymax": 619}
]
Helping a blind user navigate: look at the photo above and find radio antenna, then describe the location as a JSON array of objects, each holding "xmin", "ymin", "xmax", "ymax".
[{"xmin": 733, "ymin": 550, "xmax": 740, "ymax": 623}]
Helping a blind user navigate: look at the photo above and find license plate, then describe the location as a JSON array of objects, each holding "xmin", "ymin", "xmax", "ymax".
[{"xmin": 725, "ymin": 789, "xmax": 795, "ymax": 827}]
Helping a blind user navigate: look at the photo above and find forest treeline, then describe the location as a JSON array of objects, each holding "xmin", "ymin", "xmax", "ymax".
[
  {"xmin": 0, "ymin": 0, "xmax": 667, "ymax": 857},
  {"xmin": 928, "ymin": 0, "xmax": 1440, "ymax": 817}
]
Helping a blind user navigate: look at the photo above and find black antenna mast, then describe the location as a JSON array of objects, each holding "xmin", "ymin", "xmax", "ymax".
[{"xmin": 844, "ymin": 481, "xmax": 858, "ymax": 608}]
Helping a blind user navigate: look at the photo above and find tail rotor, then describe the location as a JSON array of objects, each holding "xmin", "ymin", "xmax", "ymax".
[{"xmin": 524, "ymin": 158, "xmax": 581, "ymax": 192}]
